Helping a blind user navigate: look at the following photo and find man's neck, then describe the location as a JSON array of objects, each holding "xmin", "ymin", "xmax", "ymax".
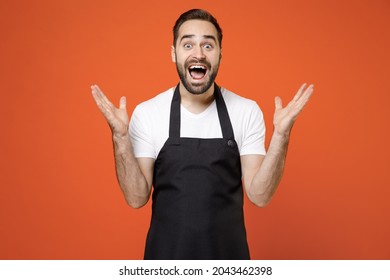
[{"xmin": 179, "ymin": 83, "xmax": 215, "ymax": 114}]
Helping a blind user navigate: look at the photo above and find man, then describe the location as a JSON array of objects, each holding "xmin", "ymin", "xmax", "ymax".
[{"xmin": 91, "ymin": 9, "xmax": 313, "ymax": 260}]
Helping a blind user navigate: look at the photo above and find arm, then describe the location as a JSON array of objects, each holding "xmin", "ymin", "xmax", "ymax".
[
  {"xmin": 242, "ymin": 83, "xmax": 314, "ymax": 207},
  {"xmin": 91, "ymin": 85, "xmax": 154, "ymax": 208}
]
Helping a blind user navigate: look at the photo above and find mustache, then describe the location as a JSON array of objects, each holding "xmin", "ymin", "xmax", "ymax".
[{"xmin": 184, "ymin": 58, "xmax": 211, "ymax": 69}]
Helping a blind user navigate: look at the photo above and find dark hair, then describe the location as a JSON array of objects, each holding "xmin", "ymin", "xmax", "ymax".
[{"xmin": 173, "ymin": 9, "xmax": 223, "ymax": 47}]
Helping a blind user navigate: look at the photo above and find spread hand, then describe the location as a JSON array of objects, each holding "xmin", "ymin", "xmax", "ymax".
[
  {"xmin": 273, "ymin": 83, "xmax": 314, "ymax": 136},
  {"xmin": 91, "ymin": 85, "xmax": 129, "ymax": 138}
]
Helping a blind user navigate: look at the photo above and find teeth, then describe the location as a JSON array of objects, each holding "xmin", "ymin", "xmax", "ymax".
[{"xmin": 189, "ymin": 65, "xmax": 206, "ymax": 70}]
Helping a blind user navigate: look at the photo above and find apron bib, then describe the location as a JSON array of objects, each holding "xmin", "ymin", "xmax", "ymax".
[{"xmin": 144, "ymin": 84, "xmax": 250, "ymax": 260}]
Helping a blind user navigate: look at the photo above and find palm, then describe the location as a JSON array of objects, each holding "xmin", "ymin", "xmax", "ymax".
[
  {"xmin": 273, "ymin": 83, "xmax": 314, "ymax": 136},
  {"xmin": 91, "ymin": 85, "xmax": 129, "ymax": 137}
]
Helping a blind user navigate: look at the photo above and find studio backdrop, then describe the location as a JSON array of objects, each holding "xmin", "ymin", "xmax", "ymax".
[{"xmin": 0, "ymin": 0, "xmax": 389, "ymax": 259}]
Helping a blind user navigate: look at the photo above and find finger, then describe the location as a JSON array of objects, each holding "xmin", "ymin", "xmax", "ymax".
[
  {"xmin": 292, "ymin": 83, "xmax": 307, "ymax": 101},
  {"xmin": 91, "ymin": 85, "xmax": 116, "ymax": 119},
  {"xmin": 119, "ymin": 96, "xmax": 126, "ymax": 110},
  {"xmin": 298, "ymin": 84, "xmax": 314, "ymax": 104},
  {"xmin": 91, "ymin": 85, "xmax": 112, "ymax": 106},
  {"xmin": 91, "ymin": 84, "xmax": 114, "ymax": 111},
  {"xmin": 295, "ymin": 85, "xmax": 314, "ymax": 112},
  {"xmin": 91, "ymin": 85, "xmax": 106, "ymax": 105},
  {"xmin": 295, "ymin": 84, "xmax": 314, "ymax": 107},
  {"xmin": 91, "ymin": 85, "xmax": 100, "ymax": 101},
  {"xmin": 91, "ymin": 85, "xmax": 104, "ymax": 108},
  {"xmin": 275, "ymin": 96, "xmax": 282, "ymax": 110},
  {"xmin": 304, "ymin": 84, "xmax": 314, "ymax": 98}
]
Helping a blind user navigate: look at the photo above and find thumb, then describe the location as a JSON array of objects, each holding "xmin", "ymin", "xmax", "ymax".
[
  {"xmin": 119, "ymin": 96, "xmax": 127, "ymax": 110},
  {"xmin": 275, "ymin": 96, "xmax": 282, "ymax": 110}
]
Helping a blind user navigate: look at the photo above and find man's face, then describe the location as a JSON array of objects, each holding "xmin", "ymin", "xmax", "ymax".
[{"xmin": 172, "ymin": 19, "xmax": 222, "ymax": 95}]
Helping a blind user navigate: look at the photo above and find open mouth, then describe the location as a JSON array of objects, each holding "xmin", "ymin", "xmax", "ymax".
[{"xmin": 188, "ymin": 65, "xmax": 208, "ymax": 80}]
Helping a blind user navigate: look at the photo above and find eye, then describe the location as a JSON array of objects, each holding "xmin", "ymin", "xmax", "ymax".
[
  {"xmin": 204, "ymin": 44, "xmax": 213, "ymax": 50},
  {"xmin": 184, "ymin": 43, "xmax": 192, "ymax": 49}
]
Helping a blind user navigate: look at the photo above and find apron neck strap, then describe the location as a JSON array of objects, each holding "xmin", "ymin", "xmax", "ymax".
[{"xmin": 169, "ymin": 83, "xmax": 235, "ymax": 139}]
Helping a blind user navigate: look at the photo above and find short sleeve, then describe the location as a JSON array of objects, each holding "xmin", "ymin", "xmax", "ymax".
[
  {"xmin": 129, "ymin": 105, "xmax": 156, "ymax": 159},
  {"xmin": 240, "ymin": 102, "xmax": 266, "ymax": 156}
]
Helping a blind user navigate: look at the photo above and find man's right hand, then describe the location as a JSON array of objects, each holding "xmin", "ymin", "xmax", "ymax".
[
  {"xmin": 91, "ymin": 85, "xmax": 129, "ymax": 138},
  {"xmin": 91, "ymin": 84, "xmax": 153, "ymax": 208}
]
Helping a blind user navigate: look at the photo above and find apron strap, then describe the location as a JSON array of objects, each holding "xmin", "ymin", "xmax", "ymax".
[
  {"xmin": 214, "ymin": 84, "xmax": 235, "ymax": 139},
  {"xmin": 169, "ymin": 84, "xmax": 181, "ymax": 138},
  {"xmin": 169, "ymin": 83, "xmax": 235, "ymax": 140}
]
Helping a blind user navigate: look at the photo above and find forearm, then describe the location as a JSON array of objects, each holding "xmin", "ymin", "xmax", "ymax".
[
  {"xmin": 248, "ymin": 131, "xmax": 290, "ymax": 207},
  {"xmin": 112, "ymin": 134, "xmax": 151, "ymax": 208}
]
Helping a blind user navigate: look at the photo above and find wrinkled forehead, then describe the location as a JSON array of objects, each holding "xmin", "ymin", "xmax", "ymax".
[{"xmin": 176, "ymin": 20, "xmax": 219, "ymax": 46}]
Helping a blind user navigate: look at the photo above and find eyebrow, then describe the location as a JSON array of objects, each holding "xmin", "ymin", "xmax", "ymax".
[{"xmin": 179, "ymin": 34, "xmax": 217, "ymax": 43}]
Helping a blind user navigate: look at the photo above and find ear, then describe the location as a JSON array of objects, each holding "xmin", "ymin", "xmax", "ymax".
[
  {"xmin": 171, "ymin": 46, "xmax": 176, "ymax": 63},
  {"xmin": 220, "ymin": 48, "xmax": 223, "ymax": 60}
]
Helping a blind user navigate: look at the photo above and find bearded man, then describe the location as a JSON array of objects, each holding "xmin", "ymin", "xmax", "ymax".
[{"xmin": 91, "ymin": 9, "xmax": 314, "ymax": 260}]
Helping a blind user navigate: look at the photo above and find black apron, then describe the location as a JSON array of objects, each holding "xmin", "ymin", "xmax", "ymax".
[{"xmin": 144, "ymin": 84, "xmax": 250, "ymax": 260}]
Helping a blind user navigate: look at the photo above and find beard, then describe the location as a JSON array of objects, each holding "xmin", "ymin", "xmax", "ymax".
[{"xmin": 175, "ymin": 57, "xmax": 220, "ymax": 95}]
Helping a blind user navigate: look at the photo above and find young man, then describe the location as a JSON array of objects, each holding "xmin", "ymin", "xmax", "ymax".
[{"xmin": 91, "ymin": 9, "xmax": 314, "ymax": 259}]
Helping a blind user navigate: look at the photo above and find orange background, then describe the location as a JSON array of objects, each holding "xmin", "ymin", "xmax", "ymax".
[{"xmin": 1, "ymin": 0, "xmax": 389, "ymax": 259}]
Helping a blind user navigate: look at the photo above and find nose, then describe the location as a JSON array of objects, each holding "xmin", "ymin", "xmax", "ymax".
[{"xmin": 192, "ymin": 45, "xmax": 206, "ymax": 60}]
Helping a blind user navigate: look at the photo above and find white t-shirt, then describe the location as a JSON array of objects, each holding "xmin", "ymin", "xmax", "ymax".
[{"xmin": 129, "ymin": 87, "xmax": 266, "ymax": 159}]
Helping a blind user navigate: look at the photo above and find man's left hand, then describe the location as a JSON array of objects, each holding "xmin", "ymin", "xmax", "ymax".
[{"xmin": 273, "ymin": 83, "xmax": 314, "ymax": 137}]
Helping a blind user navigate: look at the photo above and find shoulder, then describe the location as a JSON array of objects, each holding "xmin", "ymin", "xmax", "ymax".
[
  {"xmin": 135, "ymin": 87, "xmax": 174, "ymax": 113},
  {"xmin": 130, "ymin": 87, "xmax": 174, "ymax": 129},
  {"xmin": 220, "ymin": 87, "xmax": 262, "ymax": 115}
]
